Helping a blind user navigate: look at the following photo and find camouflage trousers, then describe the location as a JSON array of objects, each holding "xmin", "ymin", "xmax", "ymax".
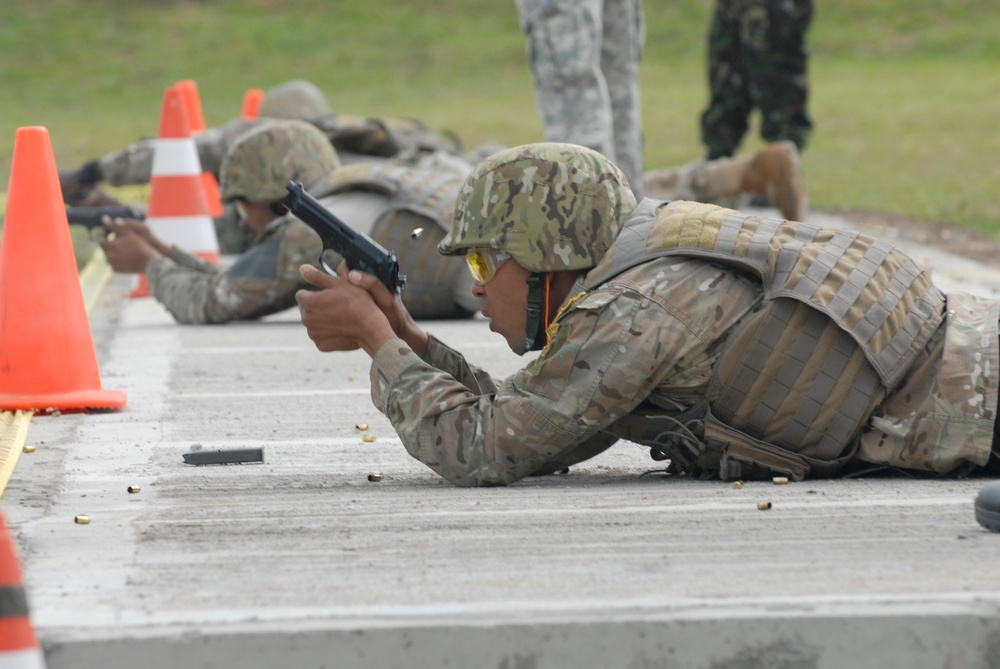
[
  {"xmin": 700, "ymin": 0, "xmax": 814, "ymax": 159},
  {"xmin": 515, "ymin": 0, "xmax": 646, "ymax": 198}
]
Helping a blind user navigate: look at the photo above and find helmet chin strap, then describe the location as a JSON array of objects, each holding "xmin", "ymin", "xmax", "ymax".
[{"xmin": 513, "ymin": 272, "xmax": 548, "ymax": 356}]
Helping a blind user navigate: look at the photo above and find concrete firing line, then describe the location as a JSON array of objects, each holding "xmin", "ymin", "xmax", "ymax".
[
  {"xmin": 38, "ymin": 588, "xmax": 1000, "ymax": 631},
  {"xmin": 126, "ymin": 493, "xmax": 977, "ymax": 525}
]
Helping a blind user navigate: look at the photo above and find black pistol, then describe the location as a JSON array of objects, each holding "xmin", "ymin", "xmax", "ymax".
[
  {"xmin": 283, "ymin": 180, "xmax": 406, "ymax": 294},
  {"xmin": 66, "ymin": 205, "xmax": 145, "ymax": 231}
]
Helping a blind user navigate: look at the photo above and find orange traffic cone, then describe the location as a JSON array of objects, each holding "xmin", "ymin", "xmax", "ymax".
[
  {"xmin": 0, "ymin": 512, "xmax": 47, "ymax": 668},
  {"xmin": 0, "ymin": 127, "xmax": 127, "ymax": 413},
  {"xmin": 241, "ymin": 88, "xmax": 265, "ymax": 120},
  {"xmin": 176, "ymin": 79, "xmax": 207, "ymax": 133},
  {"xmin": 131, "ymin": 86, "xmax": 221, "ymax": 298},
  {"xmin": 175, "ymin": 79, "xmax": 223, "ymax": 217}
]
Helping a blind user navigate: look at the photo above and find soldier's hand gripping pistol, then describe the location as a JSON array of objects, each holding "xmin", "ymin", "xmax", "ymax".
[
  {"xmin": 283, "ymin": 181, "xmax": 406, "ymax": 295},
  {"xmin": 66, "ymin": 205, "xmax": 146, "ymax": 232}
]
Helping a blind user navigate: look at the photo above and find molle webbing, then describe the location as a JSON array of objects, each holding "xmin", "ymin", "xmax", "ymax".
[
  {"xmin": 593, "ymin": 200, "xmax": 945, "ymax": 389},
  {"xmin": 589, "ymin": 200, "xmax": 948, "ymax": 479},
  {"xmin": 310, "ymin": 163, "xmax": 462, "ymax": 232},
  {"xmin": 708, "ymin": 298, "xmax": 885, "ymax": 470}
]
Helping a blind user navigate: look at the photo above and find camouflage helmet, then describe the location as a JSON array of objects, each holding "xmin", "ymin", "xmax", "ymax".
[
  {"xmin": 219, "ymin": 119, "xmax": 341, "ymax": 203},
  {"xmin": 258, "ymin": 80, "xmax": 331, "ymax": 121},
  {"xmin": 439, "ymin": 143, "xmax": 637, "ymax": 272}
]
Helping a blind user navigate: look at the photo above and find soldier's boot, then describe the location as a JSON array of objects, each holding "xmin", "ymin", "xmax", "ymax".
[
  {"xmin": 739, "ymin": 141, "xmax": 808, "ymax": 221},
  {"xmin": 700, "ymin": 141, "xmax": 808, "ymax": 221}
]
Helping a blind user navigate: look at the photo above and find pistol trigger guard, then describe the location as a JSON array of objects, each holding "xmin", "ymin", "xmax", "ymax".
[{"xmin": 319, "ymin": 250, "xmax": 339, "ymax": 276}]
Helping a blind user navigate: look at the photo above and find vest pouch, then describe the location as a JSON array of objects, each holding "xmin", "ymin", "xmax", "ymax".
[
  {"xmin": 708, "ymin": 298, "xmax": 886, "ymax": 478},
  {"xmin": 705, "ymin": 414, "xmax": 809, "ymax": 480},
  {"xmin": 705, "ymin": 407, "xmax": 864, "ymax": 481}
]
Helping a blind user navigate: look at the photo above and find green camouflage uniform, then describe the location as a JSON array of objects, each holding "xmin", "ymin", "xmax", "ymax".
[
  {"xmin": 369, "ymin": 197, "xmax": 999, "ymax": 487},
  {"xmin": 700, "ymin": 0, "xmax": 814, "ymax": 159},
  {"xmin": 146, "ymin": 162, "xmax": 476, "ymax": 324},
  {"xmin": 515, "ymin": 0, "xmax": 646, "ymax": 198},
  {"xmin": 97, "ymin": 114, "xmax": 462, "ymax": 188}
]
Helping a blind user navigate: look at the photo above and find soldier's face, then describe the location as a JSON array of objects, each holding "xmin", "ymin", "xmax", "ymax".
[{"xmin": 472, "ymin": 257, "xmax": 529, "ymax": 349}]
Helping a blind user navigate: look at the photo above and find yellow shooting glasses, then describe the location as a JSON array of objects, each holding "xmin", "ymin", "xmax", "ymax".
[{"xmin": 466, "ymin": 248, "xmax": 512, "ymax": 284}]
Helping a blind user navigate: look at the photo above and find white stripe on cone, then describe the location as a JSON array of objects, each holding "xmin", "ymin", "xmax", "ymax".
[
  {"xmin": 147, "ymin": 217, "xmax": 221, "ymax": 249},
  {"xmin": 151, "ymin": 138, "xmax": 203, "ymax": 176}
]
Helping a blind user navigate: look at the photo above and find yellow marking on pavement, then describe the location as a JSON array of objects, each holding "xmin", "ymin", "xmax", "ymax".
[
  {"xmin": 0, "ymin": 410, "xmax": 34, "ymax": 497},
  {"xmin": 79, "ymin": 248, "xmax": 114, "ymax": 314}
]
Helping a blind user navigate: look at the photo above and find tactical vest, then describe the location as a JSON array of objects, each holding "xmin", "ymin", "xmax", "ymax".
[
  {"xmin": 311, "ymin": 163, "xmax": 474, "ymax": 320},
  {"xmin": 311, "ymin": 162, "xmax": 461, "ymax": 231},
  {"xmin": 587, "ymin": 200, "xmax": 947, "ymax": 480}
]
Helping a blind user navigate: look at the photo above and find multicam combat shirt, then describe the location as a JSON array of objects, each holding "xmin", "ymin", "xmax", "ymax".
[{"xmin": 373, "ymin": 254, "xmax": 764, "ymax": 486}]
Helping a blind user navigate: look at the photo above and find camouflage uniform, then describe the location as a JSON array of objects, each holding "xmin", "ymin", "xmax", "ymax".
[
  {"xmin": 700, "ymin": 0, "xmax": 814, "ymax": 159},
  {"xmin": 366, "ymin": 144, "xmax": 999, "ymax": 487},
  {"xmin": 515, "ymin": 0, "xmax": 646, "ymax": 198},
  {"xmin": 147, "ymin": 215, "xmax": 319, "ymax": 324},
  {"xmin": 146, "ymin": 121, "xmax": 476, "ymax": 325},
  {"xmin": 147, "ymin": 167, "xmax": 477, "ymax": 324},
  {"xmin": 96, "ymin": 112, "xmax": 465, "ymax": 255},
  {"xmin": 96, "ymin": 114, "xmax": 462, "ymax": 188}
]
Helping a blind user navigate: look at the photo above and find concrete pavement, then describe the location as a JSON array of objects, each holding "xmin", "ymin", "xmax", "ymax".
[{"xmin": 4, "ymin": 207, "xmax": 1000, "ymax": 668}]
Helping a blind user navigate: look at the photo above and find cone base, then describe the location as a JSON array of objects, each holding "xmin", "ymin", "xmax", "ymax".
[
  {"xmin": 130, "ymin": 274, "xmax": 152, "ymax": 299},
  {"xmin": 0, "ymin": 389, "xmax": 128, "ymax": 414}
]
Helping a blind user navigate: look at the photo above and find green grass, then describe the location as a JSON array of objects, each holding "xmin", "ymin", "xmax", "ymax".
[{"xmin": 1, "ymin": 0, "xmax": 999, "ymax": 233}]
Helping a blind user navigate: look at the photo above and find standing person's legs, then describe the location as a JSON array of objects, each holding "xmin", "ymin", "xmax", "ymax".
[
  {"xmin": 515, "ymin": 0, "xmax": 615, "ymax": 160},
  {"xmin": 700, "ymin": 0, "xmax": 753, "ymax": 159},
  {"xmin": 600, "ymin": 0, "xmax": 646, "ymax": 198},
  {"xmin": 752, "ymin": 0, "xmax": 814, "ymax": 151}
]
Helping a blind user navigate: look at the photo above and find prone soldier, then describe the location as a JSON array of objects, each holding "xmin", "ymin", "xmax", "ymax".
[
  {"xmin": 60, "ymin": 79, "xmax": 463, "ymax": 205},
  {"xmin": 296, "ymin": 142, "xmax": 1000, "ymax": 487},
  {"xmin": 100, "ymin": 119, "xmax": 477, "ymax": 324},
  {"xmin": 61, "ymin": 79, "xmax": 467, "ymax": 253}
]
